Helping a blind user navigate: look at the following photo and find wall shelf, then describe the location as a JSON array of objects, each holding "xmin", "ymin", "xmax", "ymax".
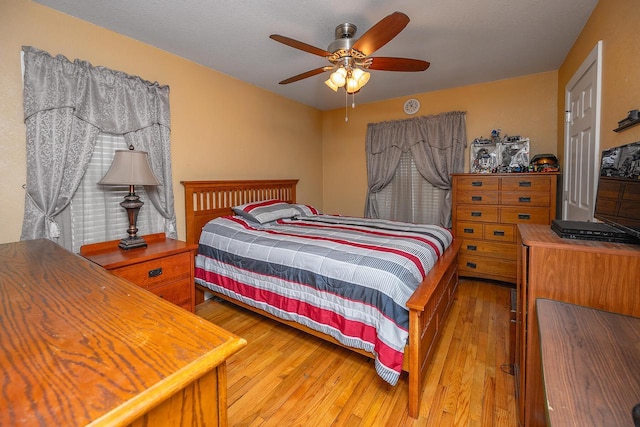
[{"xmin": 614, "ymin": 118, "xmax": 640, "ymax": 132}]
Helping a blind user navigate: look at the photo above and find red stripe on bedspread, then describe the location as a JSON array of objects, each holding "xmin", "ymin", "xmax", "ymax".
[
  {"xmin": 197, "ymin": 267, "xmax": 405, "ymax": 374},
  {"xmin": 228, "ymin": 216, "xmax": 428, "ymax": 277}
]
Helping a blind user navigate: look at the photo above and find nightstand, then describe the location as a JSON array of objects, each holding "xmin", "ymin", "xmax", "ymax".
[{"xmin": 80, "ymin": 233, "xmax": 198, "ymax": 312}]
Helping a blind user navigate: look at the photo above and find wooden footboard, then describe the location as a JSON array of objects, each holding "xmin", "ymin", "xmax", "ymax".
[
  {"xmin": 406, "ymin": 238, "xmax": 461, "ymax": 417},
  {"xmin": 182, "ymin": 180, "xmax": 460, "ymax": 419}
]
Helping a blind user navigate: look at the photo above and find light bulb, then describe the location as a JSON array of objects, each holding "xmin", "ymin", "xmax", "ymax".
[{"xmin": 330, "ymin": 68, "xmax": 347, "ymax": 87}]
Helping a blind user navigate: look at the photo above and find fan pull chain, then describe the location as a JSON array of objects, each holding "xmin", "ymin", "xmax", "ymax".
[{"xmin": 344, "ymin": 89, "xmax": 348, "ymax": 122}]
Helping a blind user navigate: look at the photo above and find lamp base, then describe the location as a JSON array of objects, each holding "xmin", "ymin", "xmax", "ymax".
[{"xmin": 118, "ymin": 236, "xmax": 148, "ymax": 250}]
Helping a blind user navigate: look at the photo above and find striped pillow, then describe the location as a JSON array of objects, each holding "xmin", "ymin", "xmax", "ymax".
[{"xmin": 232, "ymin": 199, "xmax": 299, "ymax": 224}]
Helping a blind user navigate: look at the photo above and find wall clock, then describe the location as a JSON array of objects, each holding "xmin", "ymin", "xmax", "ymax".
[{"xmin": 403, "ymin": 98, "xmax": 420, "ymax": 115}]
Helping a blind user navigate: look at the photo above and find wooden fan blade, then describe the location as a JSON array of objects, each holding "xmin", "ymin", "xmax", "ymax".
[
  {"xmin": 368, "ymin": 57, "xmax": 430, "ymax": 72},
  {"xmin": 270, "ymin": 34, "xmax": 332, "ymax": 57},
  {"xmin": 279, "ymin": 67, "xmax": 329, "ymax": 84},
  {"xmin": 352, "ymin": 11, "xmax": 410, "ymax": 56}
]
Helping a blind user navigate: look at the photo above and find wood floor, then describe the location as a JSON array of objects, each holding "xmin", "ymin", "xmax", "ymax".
[{"xmin": 196, "ymin": 279, "xmax": 518, "ymax": 426}]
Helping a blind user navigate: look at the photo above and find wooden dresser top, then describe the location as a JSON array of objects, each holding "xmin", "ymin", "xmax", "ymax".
[
  {"xmin": 518, "ymin": 223, "xmax": 640, "ymax": 256},
  {"xmin": 0, "ymin": 239, "xmax": 246, "ymax": 426}
]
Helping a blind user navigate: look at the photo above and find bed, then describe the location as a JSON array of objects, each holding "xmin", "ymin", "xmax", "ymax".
[{"xmin": 182, "ymin": 179, "xmax": 461, "ymax": 418}]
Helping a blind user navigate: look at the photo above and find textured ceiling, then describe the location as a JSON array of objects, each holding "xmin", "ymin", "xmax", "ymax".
[{"xmin": 34, "ymin": 0, "xmax": 598, "ymax": 111}]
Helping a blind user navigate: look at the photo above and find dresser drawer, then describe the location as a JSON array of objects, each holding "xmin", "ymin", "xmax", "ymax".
[
  {"xmin": 458, "ymin": 254, "xmax": 517, "ymax": 279},
  {"xmin": 460, "ymin": 240, "xmax": 517, "ymax": 260},
  {"xmin": 456, "ymin": 205, "xmax": 499, "ymax": 223},
  {"xmin": 455, "ymin": 190, "xmax": 499, "ymax": 205},
  {"xmin": 501, "ymin": 207, "xmax": 550, "ymax": 224},
  {"xmin": 484, "ymin": 224, "xmax": 516, "ymax": 242},
  {"xmin": 112, "ymin": 252, "xmax": 192, "ymax": 289},
  {"xmin": 457, "ymin": 222, "xmax": 484, "ymax": 239},
  {"xmin": 501, "ymin": 176, "xmax": 551, "ymax": 192},
  {"xmin": 501, "ymin": 192, "xmax": 551, "ymax": 207},
  {"xmin": 456, "ymin": 176, "xmax": 499, "ymax": 191},
  {"xmin": 148, "ymin": 278, "xmax": 192, "ymax": 306}
]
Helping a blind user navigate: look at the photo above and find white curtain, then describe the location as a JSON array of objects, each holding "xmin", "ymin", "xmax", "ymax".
[{"xmin": 20, "ymin": 46, "xmax": 177, "ymax": 248}]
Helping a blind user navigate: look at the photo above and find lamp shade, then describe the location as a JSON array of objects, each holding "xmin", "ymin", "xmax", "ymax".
[
  {"xmin": 98, "ymin": 149, "xmax": 161, "ymax": 186},
  {"xmin": 324, "ymin": 78, "xmax": 339, "ymax": 92}
]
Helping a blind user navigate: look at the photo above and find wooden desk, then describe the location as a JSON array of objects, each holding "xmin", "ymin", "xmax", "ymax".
[
  {"xmin": 0, "ymin": 239, "xmax": 246, "ymax": 426},
  {"xmin": 537, "ymin": 299, "xmax": 640, "ymax": 426}
]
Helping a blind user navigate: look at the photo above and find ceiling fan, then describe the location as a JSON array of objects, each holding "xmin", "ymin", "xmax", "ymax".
[{"xmin": 270, "ymin": 11, "xmax": 430, "ymax": 94}]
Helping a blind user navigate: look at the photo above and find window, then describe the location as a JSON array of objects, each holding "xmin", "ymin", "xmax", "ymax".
[
  {"xmin": 374, "ymin": 150, "xmax": 445, "ymax": 224},
  {"xmin": 69, "ymin": 133, "xmax": 164, "ymax": 252}
]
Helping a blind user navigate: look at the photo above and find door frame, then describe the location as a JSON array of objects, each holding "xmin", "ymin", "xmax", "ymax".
[{"xmin": 563, "ymin": 40, "xmax": 603, "ymax": 220}]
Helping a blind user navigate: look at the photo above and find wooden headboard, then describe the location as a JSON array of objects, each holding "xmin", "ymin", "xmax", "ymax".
[{"xmin": 181, "ymin": 179, "xmax": 299, "ymax": 245}]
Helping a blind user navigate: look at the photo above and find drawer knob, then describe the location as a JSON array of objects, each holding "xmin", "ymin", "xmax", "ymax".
[
  {"xmin": 464, "ymin": 228, "xmax": 474, "ymax": 234},
  {"xmin": 518, "ymin": 213, "xmax": 531, "ymax": 220},
  {"xmin": 518, "ymin": 181, "xmax": 532, "ymax": 187},
  {"xmin": 148, "ymin": 267, "xmax": 163, "ymax": 278},
  {"xmin": 466, "ymin": 262, "xmax": 477, "ymax": 269},
  {"xmin": 493, "ymin": 230, "xmax": 505, "ymax": 236},
  {"xmin": 471, "ymin": 196, "xmax": 482, "ymax": 201},
  {"xmin": 519, "ymin": 196, "xmax": 531, "ymax": 203},
  {"xmin": 471, "ymin": 211, "xmax": 482, "ymax": 217},
  {"xmin": 471, "ymin": 181, "xmax": 483, "ymax": 187},
  {"xmin": 467, "ymin": 245, "xmax": 477, "ymax": 251}
]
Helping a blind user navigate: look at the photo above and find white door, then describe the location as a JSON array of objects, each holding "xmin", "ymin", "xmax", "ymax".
[{"xmin": 563, "ymin": 41, "xmax": 602, "ymax": 221}]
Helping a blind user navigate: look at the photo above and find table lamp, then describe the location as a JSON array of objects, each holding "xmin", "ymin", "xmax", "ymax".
[{"xmin": 98, "ymin": 145, "xmax": 161, "ymax": 250}]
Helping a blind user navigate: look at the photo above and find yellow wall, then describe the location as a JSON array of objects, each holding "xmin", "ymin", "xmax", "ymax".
[
  {"xmin": 5, "ymin": 1, "xmax": 628, "ymax": 244},
  {"xmin": 558, "ymin": 0, "xmax": 640, "ymax": 157},
  {"xmin": 321, "ymin": 72, "xmax": 558, "ymax": 216},
  {"xmin": 0, "ymin": 0, "xmax": 323, "ymax": 245}
]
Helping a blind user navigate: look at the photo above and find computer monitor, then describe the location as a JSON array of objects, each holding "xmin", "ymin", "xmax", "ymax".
[{"xmin": 594, "ymin": 141, "xmax": 640, "ymax": 240}]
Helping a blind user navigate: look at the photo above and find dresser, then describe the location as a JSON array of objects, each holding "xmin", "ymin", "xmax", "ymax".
[
  {"xmin": 0, "ymin": 238, "xmax": 246, "ymax": 426},
  {"xmin": 516, "ymin": 224, "xmax": 640, "ymax": 427},
  {"xmin": 451, "ymin": 173, "xmax": 558, "ymax": 283},
  {"xmin": 81, "ymin": 233, "xmax": 197, "ymax": 312}
]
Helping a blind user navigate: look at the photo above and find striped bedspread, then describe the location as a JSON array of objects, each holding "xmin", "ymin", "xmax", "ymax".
[{"xmin": 194, "ymin": 214, "xmax": 453, "ymax": 385}]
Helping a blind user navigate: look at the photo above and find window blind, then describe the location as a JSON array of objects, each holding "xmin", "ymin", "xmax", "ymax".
[
  {"xmin": 375, "ymin": 150, "xmax": 445, "ymax": 224},
  {"xmin": 70, "ymin": 133, "xmax": 163, "ymax": 252}
]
